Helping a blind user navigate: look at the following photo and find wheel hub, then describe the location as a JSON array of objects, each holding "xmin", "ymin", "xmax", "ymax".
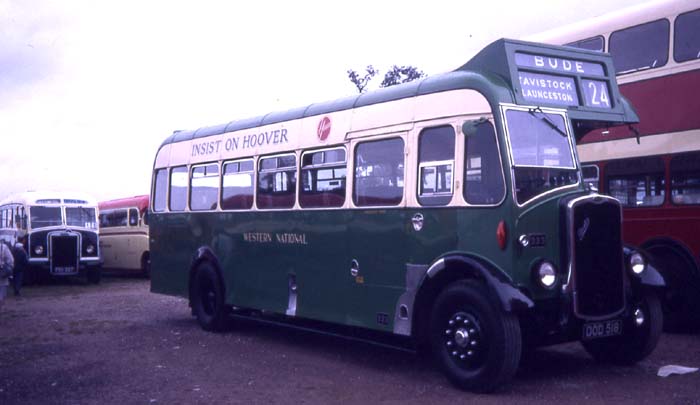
[
  {"xmin": 444, "ymin": 312, "xmax": 482, "ymax": 365},
  {"xmin": 454, "ymin": 328, "xmax": 470, "ymax": 347}
]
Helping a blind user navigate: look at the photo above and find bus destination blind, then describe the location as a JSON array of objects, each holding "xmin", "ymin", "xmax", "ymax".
[{"xmin": 514, "ymin": 52, "xmax": 611, "ymax": 109}]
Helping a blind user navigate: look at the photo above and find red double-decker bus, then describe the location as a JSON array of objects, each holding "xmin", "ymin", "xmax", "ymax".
[{"xmin": 530, "ymin": 0, "xmax": 700, "ymax": 330}]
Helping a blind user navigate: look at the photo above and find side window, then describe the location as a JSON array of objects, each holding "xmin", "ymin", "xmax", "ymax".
[
  {"xmin": 190, "ymin": 163, "xmax": 220, "ymax": 211},
  {"xmin": 606, "ymin": 157, "xmax": 665, "ymax": 207},
  {"xmin": 153, "ymin": 168, "xmax": 168, "ymax": 212},
  {"xmin": 670, "ymin": 152, "xmax": 700, "ymax": 205},
  {"xmin": 169, "ymin": 166, "xmax": 188, "ymax": 212},
  {"xmin": 257, "ymin": 154, "xmax": 296, "ymax": 209},
  {"xmin": 354, "ymin": 137, "xmax": 405, "ymax": 207},
  {"xmin": 221, "ymin": 159, "xmax": 254, "ymax": 210},
  {"xmin": 99, "ymin": 211, "xmax": 108, "ymax": 228},
  {"xmin": 609, "ymin": 19, "xmax": 670, "ymax": 74},
  {"xmin": 142, "ymin": 211, "xmax": 149, "ymax": 226},
  {"xmin": 465, "ymin": 120, "xmax": 505, "ymax": 205},
  {"xmin": 674, "ymin": 9, "xmax": 700, "ymax": 63},
  {"xmin": 20, "ymin": 206, "xmax": 27, "ymax": 230},
  {"xmin": 128, "ymin": 208, "xmax": 139, "ymax": 226},
  {"xmin": 581, "ymin": 164, "xmax": 600, "ymax": 190},
  {"xmin": 566, "ymin": 36, "xmax": 605, "ymax": 52},
  {"xmin": 418, "ymin": 126, "xmax": 455, "ymax": 206},
  {"xmin": 101, "ymin": 210, "xmax": 128, "ymax": 227},
  {"xmin": 300, "ymin": 148, "xmax": 346, "ymax": 208}
]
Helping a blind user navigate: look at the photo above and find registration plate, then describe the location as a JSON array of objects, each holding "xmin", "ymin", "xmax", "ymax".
[
  {"xmin": 582, "ymin": 319, "xmax": 622, "ymax": 340},
  {"xmin": 53, "ymin": 266, "xmax": 76, "ymax": 274}
]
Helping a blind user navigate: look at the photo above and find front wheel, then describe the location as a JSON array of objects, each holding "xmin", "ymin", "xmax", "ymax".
[
  {"xmin": 191, "ymin": 262, "xmax": 230, "ymax": 332},
  {"xmin": 141, "ymin": 253, "xmax": 151, "ymax": 279},
  {"xmin": 430, "ymin": 280, "xmax": 521, "ymax": 393},
  {"xmin": 87, "ymin": 266, "xmax": 101, "ymax": 284},
  {"xmin": 582, "ymin": 291, "xmax": 663, "ymax": 365}
]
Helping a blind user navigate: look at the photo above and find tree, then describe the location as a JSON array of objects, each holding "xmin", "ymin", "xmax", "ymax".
[
  {"xmin": 380, "ymin": 65, "xmax": 426, "ymax": 88},
  {"xmin": 347, "ymin": 65, "xmax": 378, "ymax": 93},
  {"xmin": 347, "ymin": 64, "xmax": 425, "ymax": 93}
]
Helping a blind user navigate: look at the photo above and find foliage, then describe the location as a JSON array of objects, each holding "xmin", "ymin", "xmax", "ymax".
[
  {"xmin": 347, "ymin": 65, "xmax": 378, "ymax": 93},
  {"xmin": 347, "ymin": 64, "xmax": 425, "ymax": 93},
  {"xmin": 380, "ymin": 65, "xmax": 426, "ymax": 88}
]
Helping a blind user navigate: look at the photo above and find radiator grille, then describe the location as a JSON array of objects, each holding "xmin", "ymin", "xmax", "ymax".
[
  {"xmin": 570, "ymin": 197, "xmax": 625, "ymax": 319},
  {"xmin": 50, "ymin": 234, "xmax": 79, "ymax": 274}
]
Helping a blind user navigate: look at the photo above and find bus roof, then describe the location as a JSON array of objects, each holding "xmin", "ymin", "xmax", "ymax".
[
  {"xmin": 526, "ymin": 0, "xmax": 696, "ymax": 46},
  {"xmin": 0, "ymin": 191, "xmax": 98, "ymax": 207},
  {"xmin": 98, "ymin": 195, "xmax": 149, "ymax": 213},
  {"xmin": 157, "ymin": 38, "xmax": 639, "ymax": 153}
]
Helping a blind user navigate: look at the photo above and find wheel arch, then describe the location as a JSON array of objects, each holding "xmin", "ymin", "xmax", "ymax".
[
  {"xmin": 640, "ymin": 237, "xmax": 699, "ymax": 275},
  {"xmin": 411, "ymin": 254, "xmax": 533, "ymax": 347},
  {"xmin": 187, "ymin": 246, "xmax": 226, "ymax": 305}
]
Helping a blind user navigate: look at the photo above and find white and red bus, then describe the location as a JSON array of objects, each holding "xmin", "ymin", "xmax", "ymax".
[
  {"xmin": 98, "ymin": 195, "xmax": 150, "ymax": 276},
  {"xmin": 529, "ymin": 0, "xmax": 700, "ymax": 330}
]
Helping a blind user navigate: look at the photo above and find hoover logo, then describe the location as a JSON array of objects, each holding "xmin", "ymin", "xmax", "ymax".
[{"xmin": 317, "ymin": 116, "xmax": 331, "ymax": 141}]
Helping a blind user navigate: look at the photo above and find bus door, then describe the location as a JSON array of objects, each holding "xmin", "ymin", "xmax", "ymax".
[
  {"xmin": 293, "ymin": 147, "xmax": 351, "ymax": 323},
  {"xmin": 346, "ymin": 134, "xmax": 410, "ymax": 330}
]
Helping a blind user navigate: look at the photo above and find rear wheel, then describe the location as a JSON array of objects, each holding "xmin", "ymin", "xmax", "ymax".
[
  {"xmin": 191, "ymin": 262, "xmax": 230, "ymax": 332},
  {"xmin": 644, "ymin": 244, "xmax": 700, "ymax": 332},
  {"xmin": 430, "ymin": 280, "xmax": 521, "ymax": 393},
  {"xmin": 582, "ymin": 291, "xmax": 662, "ymax": 365}
]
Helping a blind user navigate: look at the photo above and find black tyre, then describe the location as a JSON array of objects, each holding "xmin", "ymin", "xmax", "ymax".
[
  {"xmin": 582, "ymin": 292, "xmax": 663, "ymax": 365},
  {"xmin": 191, "ymin": 262, "xmax": 230, "ymax": 332},
  {"xmin": 645, "ymin": 246, "xmax": 700, "ymax": 332},
  {"xmin": 87, "ymin": 266, "xmax": 101, "ymax": 284},
  {"xmin": 430, "ymin": 280, "xmax": 521, "ymax": 393},
  {"xmin": 141, "ymin": 253, "xmax": 151, "ymax": 279}
]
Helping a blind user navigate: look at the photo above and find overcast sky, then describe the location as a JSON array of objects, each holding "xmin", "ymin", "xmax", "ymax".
[{"xmin": 0, "ymin": 0, "xmax": 645, "ymax": 202}]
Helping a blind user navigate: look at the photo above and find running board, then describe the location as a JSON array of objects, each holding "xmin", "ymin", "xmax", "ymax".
[{"xmin": 228, "ymin": 312, "xmax": 416, "ymax": 354}]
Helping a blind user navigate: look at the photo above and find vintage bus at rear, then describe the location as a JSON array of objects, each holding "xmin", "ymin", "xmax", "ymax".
[
  {"xmin": 528, "ymin": 0, "xmax": 700, "ymax": 330},
  {"xmin": 98, "ymin": 195, "xmax": 150, "ymax": 276},
  {"xmin": 149, "ymin": 39, "xmax": 664, "ymax": 392},
  {"xmin": 0, "ymin": 191, "xmax": 101, "ymax": 284}
]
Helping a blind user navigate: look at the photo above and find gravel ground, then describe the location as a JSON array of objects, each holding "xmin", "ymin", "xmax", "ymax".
[{"xmin": 1, "ymin": 275, "xmax": 699, "ymax": 404}]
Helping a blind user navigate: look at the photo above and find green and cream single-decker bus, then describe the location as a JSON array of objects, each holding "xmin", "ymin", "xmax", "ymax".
[{"xmin": 149, "ymin": 39, "xmax": 664, "ymax": 392}]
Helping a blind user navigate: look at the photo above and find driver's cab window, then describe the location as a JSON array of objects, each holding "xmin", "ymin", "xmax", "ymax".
[{"xmin": 464, "ymin": 120, "xmax": 505, "ymax": 205}]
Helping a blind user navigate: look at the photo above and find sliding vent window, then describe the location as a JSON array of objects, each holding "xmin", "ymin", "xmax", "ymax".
[
  {"xmin": 300, "ymin": 148, "xmax": 346, "ymax": 208},
  {"xmin": 609, "ymin": 19, "xmax": 669, "ymax": 74},
  {"xmin": 221, "ymin": 159, "xmax": 254, "ymax": 210},
  {"xmin": 190, "ymin": 164, "xmax": 220, "ymax": 211},
  {"xmin": 257, "ymin": 154, "xmax": 297, "ymax": 209},
  {"xmin": 418, "ymin": 126, "xmax": 455, "ymax": 206},
  {"xmin": 169, "ymin": 166, "xmax": 188, "ymax": 212},
  {"xmin": 354, "ymin": 138, "xmax": 404, "ymax": 207}
]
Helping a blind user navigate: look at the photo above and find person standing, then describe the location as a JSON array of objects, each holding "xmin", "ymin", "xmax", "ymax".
[
  {"xmin": 12, "ymin": 236, "xmax": 28, "ymax": 296},
  {"xmin": 0, "ymin": 241, "xmax": 15, "ymax": 310}
]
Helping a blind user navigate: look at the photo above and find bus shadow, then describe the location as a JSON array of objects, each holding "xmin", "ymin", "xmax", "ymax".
[{"xmin": 171, "ymin": 313, "xmax": 602, "ymax": 390}]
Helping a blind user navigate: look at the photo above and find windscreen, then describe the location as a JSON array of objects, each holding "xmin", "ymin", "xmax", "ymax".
[
  {"xmin": 506, "ymin": 108, "xmax": 578, "ymax": 204},
  {"xmin": 30, "ymin": 206, "xmax": 63, "ymax": 229},
  {"xmin": 66, "ymin": 207, "xmax": 98, "ymax": 229}
]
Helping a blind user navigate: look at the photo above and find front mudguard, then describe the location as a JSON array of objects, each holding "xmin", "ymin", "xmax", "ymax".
[
  {"xmin": 428, "ymin": 254, "xmax": 534, "ymax": 313},
  {"xmin": 623, "ymin": 245, "xmax": 665, "ymax": 289}
]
